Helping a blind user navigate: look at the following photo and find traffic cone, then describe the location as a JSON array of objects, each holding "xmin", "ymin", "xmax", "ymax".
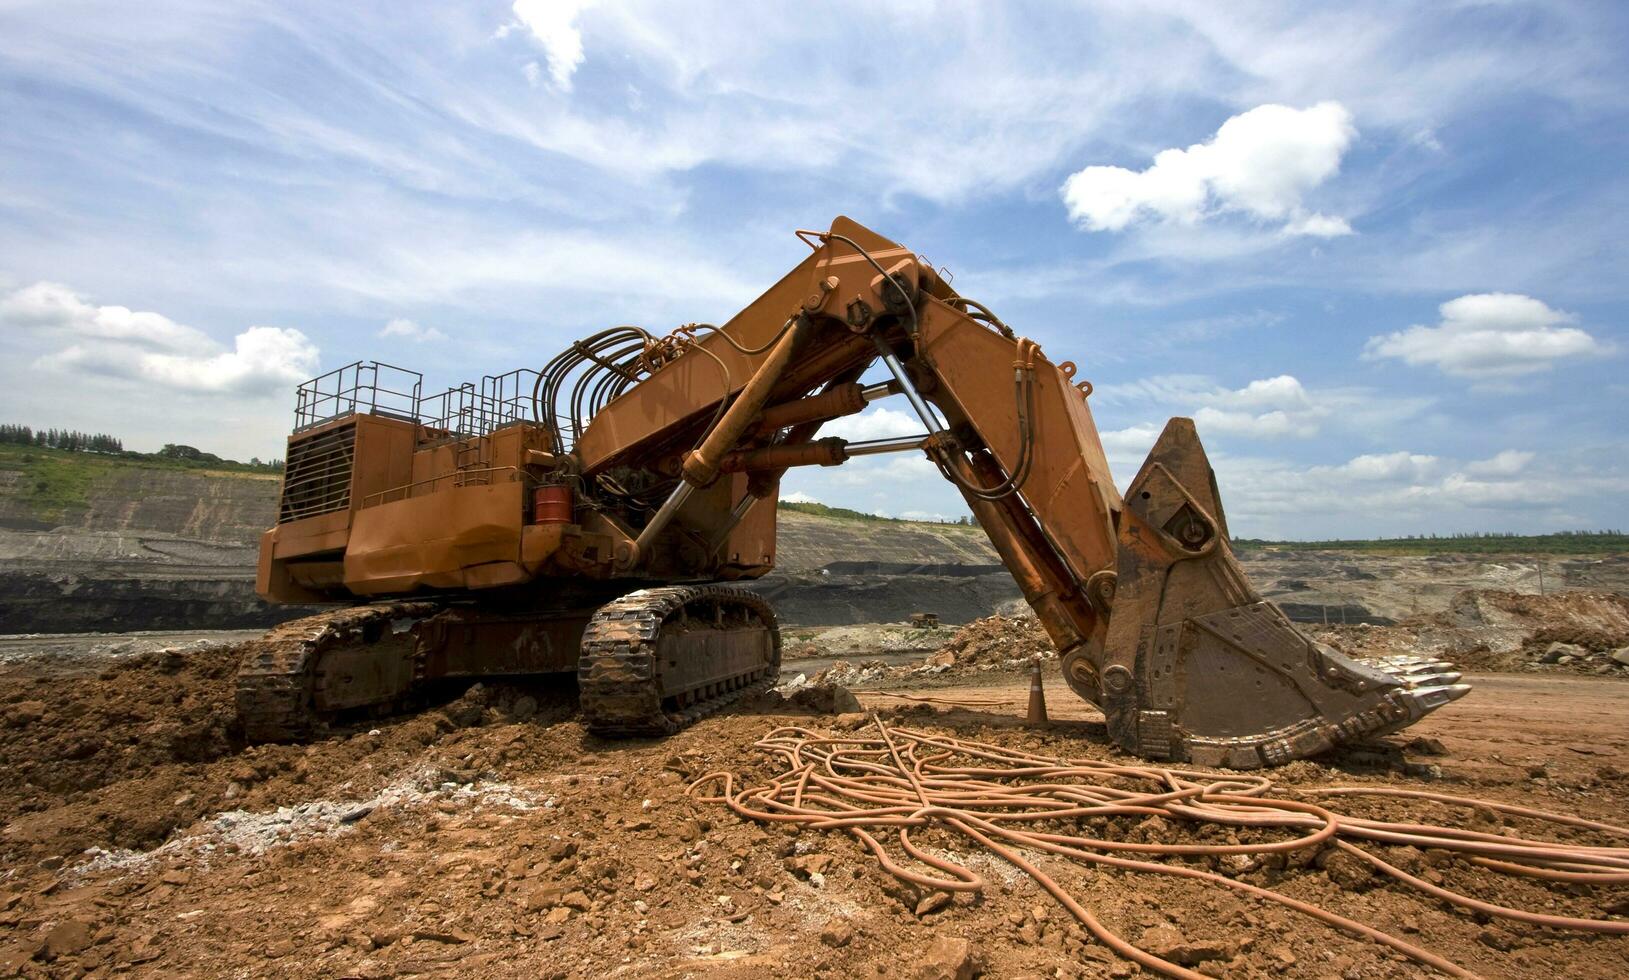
[{"xmin": 1026, "ymin": 657, "xmax": 1048, "ymax": 727}]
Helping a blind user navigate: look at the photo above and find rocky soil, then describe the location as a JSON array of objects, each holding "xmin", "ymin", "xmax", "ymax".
[
  {"xmin": 805, "ymin": 614, "xmax": 1058, "ymax": 691},
  {"xmin": 3, "ymin": 593, "xmax": 1626, "ymax": 978}
]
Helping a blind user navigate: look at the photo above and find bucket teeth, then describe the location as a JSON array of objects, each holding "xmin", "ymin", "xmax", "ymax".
[
  {"xmin": 1365, "ymin": 657, "xmax": 1463, "ymax": 686},
  {"xmin": 1095, "ymin": 419, "xmax": 1471, "ymax": 769}
]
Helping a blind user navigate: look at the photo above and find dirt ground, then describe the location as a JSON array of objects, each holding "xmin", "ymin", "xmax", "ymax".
[{"xmin": 2, "ymin": 604, "xmax": 1627, "ymax": 980}]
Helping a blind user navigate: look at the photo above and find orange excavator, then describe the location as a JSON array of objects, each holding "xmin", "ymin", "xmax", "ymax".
[{"xmin": 243, "ymin": 217, "xmax": 1467, "ymax": 767}]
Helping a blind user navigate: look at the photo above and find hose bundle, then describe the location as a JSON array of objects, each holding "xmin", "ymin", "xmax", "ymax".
[
  {"xmin": 690, "ymin": 720, "xmax": 1629, "ymax": 979},
  {"xmin": 531, "ymin": 326, "xmax": 661, "ymax": 454},
  {"xmin": 528, "ymin": 317, "xmax": 806, "ymax": 510}
]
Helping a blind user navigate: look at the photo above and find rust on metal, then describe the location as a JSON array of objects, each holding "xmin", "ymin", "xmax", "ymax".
[{"xmin": 245, "ymin": 216, "xmax": 1466, "ymax": 763}]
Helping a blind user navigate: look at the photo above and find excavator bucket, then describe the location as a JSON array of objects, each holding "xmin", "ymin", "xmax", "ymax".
[{"xmin": 1096, "ymin": 419, "xmax": 1469, "ymax": 769}]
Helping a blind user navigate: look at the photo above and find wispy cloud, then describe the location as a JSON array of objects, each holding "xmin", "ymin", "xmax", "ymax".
[
  {"xmin": 0, "ymin": 1, "xmax": 1624, "ymax": 534},
  {"xmin": 1093, "ymin": 372, "xmax": 1432, "ymax": 445},
  {"xmin": 378, "ymin": 318, "xmax": 448, "ymax": 343},
  {"xmin": 504, "ymin": 1, "xmax": 594, "ymax": 91}
]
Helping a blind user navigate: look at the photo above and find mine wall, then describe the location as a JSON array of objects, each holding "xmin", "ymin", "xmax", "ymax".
[
  {"xmin": 0, "ymin": 468, "xmax": 1031, "ymax": 633},
  {"xmin": 744, "ymin": 569, "xmax": 1023, "ymax": 627},
  {"xmin": 0, "ymin": 468, "xmax": 279, "ymax": 547},
  {"xmin": 12, "ymin": 466, "xmax": 1616, "ymax": 634},
  {"xmin": 0, "ymin": 563, "xmax": 1025, "ymax": 634},
  {"xmin": 0, "ymin": 567, "xmax": 326, "ymax": 634}
]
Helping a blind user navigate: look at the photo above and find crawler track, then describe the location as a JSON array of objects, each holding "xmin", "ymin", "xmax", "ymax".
[
  {"xmin": 579, "ymin": 585, "xmax": 780, "ymax": 737},
  {"xmin": 235, "ymin": 602, "xmax": 435, "ymax": 742}
]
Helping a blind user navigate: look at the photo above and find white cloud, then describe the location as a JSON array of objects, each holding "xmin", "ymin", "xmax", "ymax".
[
  {"xmin": 1097, "ymin": 423, "xmax": 1162, "ymax": 454},
  {"xmin": 1216, "ymin": 375, "xmax": 1314, "ymax": 411},
  {"xmin": 779, "ymin": 490, "xmax": 819, "ymax": 504},
  {"xmin": 1193, "ymin": 407, "xmax": 1311, "ymax": 439},
  {"xmin": 509, "ymin": 0, "xmax": 593, "ymax": 91},
  {"xmin": 378, "ymin": 318, "xmax": 447, "ymax": 343},
  {"xmin": 1061, "ymin": 102, "xmax": 1357, "ymax": 236},
  {"xmin": 781, "ymin": 451, "xmax": 954, "ymax": 522},
  {"xmin": 1333, "ymin": 451, "xmax": 1439, "ymax": 482},
  {"xmin": 1, "ymin": 281, "xmax": 212, "ymax": 354},
  {"xmin": 3, "ymin": 281, "xmax": 317, "ymax": 396},
  {"xmin": 1188, "ymin": 375, "xmax": 1328, "ymax": 439},
  {"xmin": 321, "ymin": 227, "xmax": 761, "ymax": 314},
  {"xmin": 1092, "ymin": 372, "xmax": 1437, "ymax": 466},
  {"xmin": 127, "ymin": 327, "xmax": 318, "ymax": 394},
  {"xmin": 821, "ymin": 405, "xmax": 929, "ymax": 443},
  {"xmin": 898, "ymin": 510, "xmax": 959, "ymax": 523},
  {"xmin": 1365, "ymin": 293, "xmax": 1605, "ymax": 380},
  {"xmin": 1280, "ymin": 213, "xmax": 1353, "ymax": 238},
  {"xmin": 1463, "ymin": 449, "xmax": 1533, "ymax": 477}
]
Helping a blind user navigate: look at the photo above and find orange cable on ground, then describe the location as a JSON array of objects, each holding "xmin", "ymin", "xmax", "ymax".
[
  {"xmin": 856, "ymin": 691, "xmax": 1017, "ymax": 707},
  {"xmin": 689, "ymin": 718, "xmax": 1629, "ymax": 979}
]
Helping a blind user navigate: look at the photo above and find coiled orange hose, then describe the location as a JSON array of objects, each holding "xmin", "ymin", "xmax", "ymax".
[{"xmin": 690, "ymin": 718, "xmax": 1629, "ymax": 979}]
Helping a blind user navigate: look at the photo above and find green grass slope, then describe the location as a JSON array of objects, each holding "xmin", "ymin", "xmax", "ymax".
[{"xmin": 0, "ymin": 444, "xmax": 277, "ymax": 525}]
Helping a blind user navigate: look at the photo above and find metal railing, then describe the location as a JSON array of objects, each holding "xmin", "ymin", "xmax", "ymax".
[
  {"xmin": 417, "ymin": 382, "xmax": 482, "ymax": 439},
  {"xmin": 293, "ymin": 361, "xmax": 423, "ymax": 433},
  {"xmin": 292, "ymin": 362, "xmax": 551, "ymax": 441},
  {"xmin": 289, "ymin": 358, "xmax": 563, "ymax": 481},
  {"xmin": 481, "ymin": 368, "xmax": 541, "ymax": 433},
  {"xmin": 282, "ymin": 361, "xmax": 558, "ymax": 519}
]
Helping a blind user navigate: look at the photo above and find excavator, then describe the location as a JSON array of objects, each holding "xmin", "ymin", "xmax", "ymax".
[{"xmin": 242, "ymin": 217, "xmax": 1467, "ymax": 768}]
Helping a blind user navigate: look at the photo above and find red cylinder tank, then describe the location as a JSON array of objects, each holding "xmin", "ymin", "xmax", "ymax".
[{"xmin": 532, "ymin": 485, "xmax": 573, "ymax": 525}]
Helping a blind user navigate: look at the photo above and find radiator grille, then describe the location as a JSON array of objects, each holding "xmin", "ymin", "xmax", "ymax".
[{"xmin": 278, "ymin": 424, "xmax": 356, "ymax": 523}]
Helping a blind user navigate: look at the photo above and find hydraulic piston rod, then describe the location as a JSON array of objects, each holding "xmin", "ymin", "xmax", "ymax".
[
  {"xmin": 682, "ymin": 315, "xmax": 814, "ymax": 487},
  {"xmin": 719, "ymin": 434, "xmax": 928, "ymax": 474},
  {"xmin": 873, "ymin": 337, "xmax": 945, "ymax": 434}
]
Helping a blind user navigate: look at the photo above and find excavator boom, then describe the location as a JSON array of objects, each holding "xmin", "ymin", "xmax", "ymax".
[{"xmin": 250, "ymin": 217, "xmax": 1466, "ymax": 765}]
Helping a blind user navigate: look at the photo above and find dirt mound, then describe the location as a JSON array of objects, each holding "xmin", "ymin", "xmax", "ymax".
[
  {"xmin": 806, "ymin": 660, "xmax": 893, "ymax": 688},
  {"xmin": 1449, "ymin": 589, "xmax": 1629, "ymax": 642},
  {"xmin": 0, "ymin": 649, "xmax": 576, "ymax": 864},
  {"xmin": 806, "ymin": 616, "xmax": 1057, "ymax": 689},
  {"xmin": 1483, "ymin": 591, "xmax": 1629, "ymax": 659},
  {"xmin": 930, "ymin": 613, "xmax": 1055, "ymax": 671},
  {"xmin": 0, "ymin": 647, "xmax": 240, "ymax": 808},
  {"xmin": 780, "ymin": 624, "xmax": 944, "ymax": 660}
]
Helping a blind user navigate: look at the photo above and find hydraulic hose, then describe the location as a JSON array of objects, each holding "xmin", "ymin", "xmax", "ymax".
[{"xmin": 692, "ymin": 720, "xmax": 1629, "ymax": 980}]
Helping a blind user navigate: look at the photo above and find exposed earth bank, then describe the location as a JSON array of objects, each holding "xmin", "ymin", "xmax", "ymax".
[{"xmin": 5, "ymin": 457, "xmax": 1628, "ymax": 634}]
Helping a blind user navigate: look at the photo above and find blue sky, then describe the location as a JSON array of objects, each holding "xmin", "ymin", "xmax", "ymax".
[{"xmin": 1, "ymin": 1, "xmax": 1624, "ymax": 537}]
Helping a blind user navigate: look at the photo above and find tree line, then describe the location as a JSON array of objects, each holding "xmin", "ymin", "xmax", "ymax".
[
  {"xmin": 1, "ymin": 424, "xmax": 283, "ymax": 472},
  {"xmin": 0, "ymin": 425, "xmax": 123, "ymax": 453},
  {"xmin": 1233, "ymin": 530, "xmax": 1628, "ymax": 556},
  {"xmin": 156, "ymin": 443, "xmax": 284, "ymax": 471}
]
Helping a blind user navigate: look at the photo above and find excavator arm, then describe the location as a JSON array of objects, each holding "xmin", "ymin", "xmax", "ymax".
[{"xmin": 575, "ymin": 217, "xmax": 1468, "ymax": 768}]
